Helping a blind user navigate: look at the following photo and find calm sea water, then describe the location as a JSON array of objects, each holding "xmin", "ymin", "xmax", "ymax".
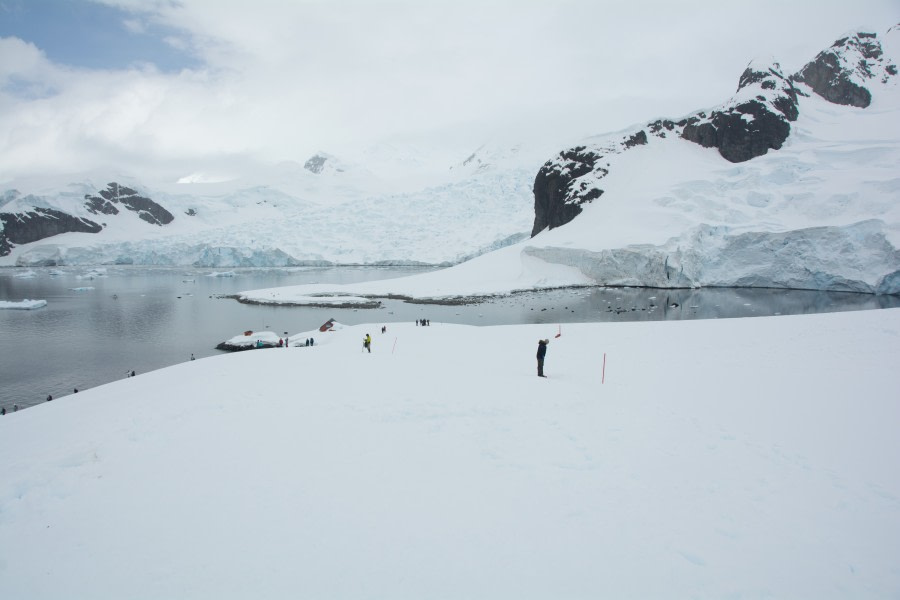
[{"xmin": 2, "ymin": 265, "xmax": 898, "ymax": 410}]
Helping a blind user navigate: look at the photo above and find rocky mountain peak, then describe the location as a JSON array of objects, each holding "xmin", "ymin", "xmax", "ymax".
[
  {"xmin": 793, "ymin": 30, "xmax": 897, "ymax": 107},
  {"xmin": 303, "ymin": 153, "xmax": 329, "ymax": 174},
  {"xmin": 83, "ymin": 182, "xmax": 174, "ymax": 226},
  {"xmin": 737, "ymin": 59, "xmax": 785, "ymax": 91},
  {"xmin": 304, "ymin": 152, "xmax": 346, "ymax": 175}
]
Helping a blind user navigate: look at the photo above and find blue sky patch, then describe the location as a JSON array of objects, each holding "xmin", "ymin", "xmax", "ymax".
[{"xmin": 0, "ymin": 0, "xmax": 200, "ymax": 71}]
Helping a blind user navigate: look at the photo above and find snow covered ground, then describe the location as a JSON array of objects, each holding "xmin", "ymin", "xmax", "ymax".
[{"xmin": 1, "ymin": 309, "xmax": 899, "ymax": 598}]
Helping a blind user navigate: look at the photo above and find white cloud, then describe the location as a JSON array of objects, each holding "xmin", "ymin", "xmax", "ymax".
[
  {"xmin": 121, "ymin": 17, "xmax": 145, "ymax": 34},
  {"xmin": 1, "ymin": 0, "xmax": 898, "ymax": 182}
]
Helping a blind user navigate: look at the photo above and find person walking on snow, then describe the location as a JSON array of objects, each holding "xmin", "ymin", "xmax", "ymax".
[
  {"xmin": 364, "ymin": 333, "xmax": 372, "ymax": 353},
  {"xmin": 536, "ymin": 339, "xmax": 549, "ymax": 377}
]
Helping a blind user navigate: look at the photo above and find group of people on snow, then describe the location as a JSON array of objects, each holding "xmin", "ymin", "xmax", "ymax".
[{"xmin": 4, "ymin": 326, "xmax": 554, "ymax": 419}]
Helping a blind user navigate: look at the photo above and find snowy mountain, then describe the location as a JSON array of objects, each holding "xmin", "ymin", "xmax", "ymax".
[
  {"xmin": 3, "ymin": 25, "xmax": 900, "ymax": 297},
  {"xmin": 232, "ymin": 25, "xmax": 900, "ymax": 303},
  {"xmin": 0, "ymin": 143, "xmax": 545, "ymax": 267},
  {"xmin": 519, "ymin": 26, "xmax": 900, "ymax": 295}
]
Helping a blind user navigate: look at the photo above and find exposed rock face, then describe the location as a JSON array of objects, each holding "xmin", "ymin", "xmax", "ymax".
[
  {"xmin": 793, "ymin": 31, "xmax": 896, "ymax": 107},
  {"xmin": 304, "ymin": 154, "xmax": 329, "ymax": 174},
  {"xmin": 0, "ymin": 182, "xmax": 175, "ymax": 258},
  {"xmin": 680, "ymin": 62, "xmax": 798, "ymax": 163},
  {"xmin": 84, "ymin": 183, "xmax": 174, "ymax": 226},
  {"xmin": 532, "ymin": 146, "xmax": 606, "ymax": 236},
  {"xmin": 0, "ymin": 208, "xmax": 102, "ymax": 257}
]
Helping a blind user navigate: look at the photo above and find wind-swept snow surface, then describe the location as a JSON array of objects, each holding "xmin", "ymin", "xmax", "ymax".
[{"xmin": 1, "ymin": 310, "xmax": 899, "ymax": 598}]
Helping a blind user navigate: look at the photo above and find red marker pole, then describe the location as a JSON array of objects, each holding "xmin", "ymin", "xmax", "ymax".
[
  {"xmin": 602, "ymin": 352, "xmax": 606, "ymax": 384},
  {"xmin": 555, "ymin": 324, "xmax": 561, "ymax": 338}
]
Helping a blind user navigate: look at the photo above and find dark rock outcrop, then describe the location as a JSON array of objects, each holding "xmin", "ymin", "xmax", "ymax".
[
  {"xmin": 793, "ymin": 31, "xmax": 895, "ymax": 108},
  {"xmin": 681, "ymin": 62, "xmax": 798, "ymax": 163},
  {"xmin": 304, "ymin": 154, "xmax": 328, "ymax": 174},
  {"xmin": 0, "ymin": 208, "xmax": 102, "ymax": 256},
  {"xmin": 532, "ymin": 147, "xmax": 605, "ymax": 236},
  {"xmin": 84, "ymin": 183, "xmax": 174, "ymax": 226},
  {"xmin": 1, "ymin": 181, "xmax": 175, "ymax": 257}
]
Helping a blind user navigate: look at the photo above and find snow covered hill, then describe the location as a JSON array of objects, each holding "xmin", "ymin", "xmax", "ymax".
[{"xmin": 2, "ymin": 310, "xmax": 899, "ymax": 598}]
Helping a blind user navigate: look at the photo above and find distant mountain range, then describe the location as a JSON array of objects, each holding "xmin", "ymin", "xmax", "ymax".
[{"xmin": 2, "ymin": 24, "xmax": 899, "ymax": 294}]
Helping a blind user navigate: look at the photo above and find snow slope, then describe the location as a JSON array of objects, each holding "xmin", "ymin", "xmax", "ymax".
[{"xmin": 1, "ymin": 309, "xmax": 899, "ymax": 598}]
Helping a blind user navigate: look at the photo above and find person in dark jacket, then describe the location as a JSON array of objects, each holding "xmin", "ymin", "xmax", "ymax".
[{"xmin": 536, "ymin": 339, "xmax": 549, "ymax": 377}]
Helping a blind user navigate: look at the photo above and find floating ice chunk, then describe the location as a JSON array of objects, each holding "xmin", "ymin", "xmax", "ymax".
[{"xmin": 0, "ymin": 299, "xmax": 47, "ymax": 309}]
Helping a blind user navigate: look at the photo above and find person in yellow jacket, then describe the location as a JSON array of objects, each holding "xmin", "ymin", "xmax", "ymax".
[{"xmin": 363, "ymin": 333, "xmax": 372, "ymax": 353}]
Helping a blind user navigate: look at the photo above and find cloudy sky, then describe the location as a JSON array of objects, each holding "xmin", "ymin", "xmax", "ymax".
[{"xmin": 0, "ymin": 0, "xmax": 897, "ymax": 184}]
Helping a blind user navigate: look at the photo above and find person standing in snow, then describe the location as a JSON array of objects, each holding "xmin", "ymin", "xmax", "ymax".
[
  {"xmin": 536, "ymin": 339, "xmax": 549, "ymax": 377},
  {"xmin": 364, "ymin": 333, "xmax": 372, "ymax": 353}
]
